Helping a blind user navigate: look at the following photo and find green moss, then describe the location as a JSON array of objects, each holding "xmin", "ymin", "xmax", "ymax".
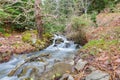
[
  {"xmin": 22, "ymin": 77, "xmax": 33, "ymax": 80},
  {"xmin": 12, "ymin": 43, "xmax": 22, "ymax": 48},
  {"xmin": 83, "ymin": 39, "xmax": 118, "ymax": 49},
  {"xmin": 22, "ymin": 30, "xmax": 52, "ymax": 50},
  {"xmin": 3, "ymin": 33, "xmax": 11, "ymax": 37},
  {"xmin": 82, "ymin": 39, "xmax": 119, "ymax": 55},
  {"xmin": 0, "ymin": 27, "xmax": 5, "ymax": 33},
  {"xmin": 34, "ymin": 39, "xmax": 46, "ymax": 50},
  {"xmin": 22, "ymin": 32, "xmax": 31, "ymax": 42},
  {"xmin": 52, "ymin": 73, "xmax": 61, "ymax": 80},
  {"xmin": 83, "ymin": 39, "xmax": 105, "ymax": 49},
  {"xmin": 0, "ymin": 43, "xmax": 2, "ymax": 46},
  {"xmin": 43, "ymin": 33, "xmax": 52, "ymax": 39},
  {"xmin": 22, "ymin": 30, "xmax": 37, "ymax": 42}
]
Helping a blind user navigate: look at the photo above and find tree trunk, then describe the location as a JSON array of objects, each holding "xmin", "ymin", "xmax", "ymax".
[{"xmin": 35, "ymin": 0, "xmax": 43, "ymax": 38}]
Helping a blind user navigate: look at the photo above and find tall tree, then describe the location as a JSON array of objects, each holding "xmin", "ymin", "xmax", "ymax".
[{"xmin": 35, "ymin": 0, "xmax": 43, "ymax": 38}]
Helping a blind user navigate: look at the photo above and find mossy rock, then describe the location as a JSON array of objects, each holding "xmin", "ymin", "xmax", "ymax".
[
  {"xmin": 39, "ymin": 62, "xmax": 72, "ymax": 80},
  {"xmin": 22, "ymin": 30, "xmax": 37, "ymax": 43},
  {"xmin": 22, "ymin": 30, "xmax": 52, "ymax": 50},
  {"xmin": 22, "ymin": 33, "xmax": 31, "ymax": 42}
]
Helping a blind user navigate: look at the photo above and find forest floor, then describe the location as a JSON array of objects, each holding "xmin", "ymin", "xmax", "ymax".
[
  {"xmin": 0, "ymin": 31, "xmax": 51, "ymax": 62},
  {"xmin": 72, "ymin": 13, "xmax": 120, "ymax": 80},
  {"xmin": 0, "ymin": 33, "xmax": 35, "ymax": 62}
]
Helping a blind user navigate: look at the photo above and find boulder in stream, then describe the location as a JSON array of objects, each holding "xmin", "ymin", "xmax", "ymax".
[
  {"xmin": 39, "ymin": 62, "xmax": 73, "ymax": 80},
  {"xmin": 55, "ymin": 38, "xmax": 64, "ymax": 44}
]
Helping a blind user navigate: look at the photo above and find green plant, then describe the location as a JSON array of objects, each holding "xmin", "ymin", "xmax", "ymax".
[
  {"xmin": 91, "ymin": 11, "xmax": 98, "ymax": 27},
  {"xmin": 43, "ymin": 22, "xmax": 65, "ymax": 33},
  {"xmin": 3, "ymin": 33, "xmax": 11, "ymax": 37},
  {"xmin": 88, "ymin": 0, "xmax": 119, "ymax": 13},
  {"xmin": 0, "ymin": 10, "xmax": 11, "ymax": 19},
  {"xmin": 71, "ymin": 15, "xmax": 93, "ymax": 30},
  {"xmin": 22, "ymin": 32, "xmax": 31, "ymax": 42},
  {"xmin": 82, "ymin": 39, "xmax": 119, "ymax": 55},
  {"xmin": 0, "ymin": 27, "xmax": 5, "ymax": 33},
  {"xmin": 0, "ymin": 0, "xmax": 35, "ymax": 31}
]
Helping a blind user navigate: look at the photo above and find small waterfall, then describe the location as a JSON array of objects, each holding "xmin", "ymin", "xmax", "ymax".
[{"xmin": 46, "ymin": 34, "xmax": 77, "ymax": 51}]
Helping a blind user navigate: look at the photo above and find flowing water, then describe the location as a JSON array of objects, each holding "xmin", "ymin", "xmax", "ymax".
[{"xmin": 0, "ymin": 35, "xmax": 79, "ymax": 80}]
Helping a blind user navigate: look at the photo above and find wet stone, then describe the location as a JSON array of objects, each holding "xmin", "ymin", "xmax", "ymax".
[
  {"xmin": 75, "ymin": 59, "xmax": 87, "ymax": 71},
  {"xmin": 68, "ymin": 75, "xmax": 74, "ymax": 80},
  {"xmin": 39, "ymin": 53, "xmax": 51, "ymax": 58},
  {"xmin": 60, "ymin": 74, "xmax": 74, "ymax": 80},
  {"xmin": 55, "ymin": 38, "xmax": 64, "ymax": 44},
  {"xmin": 89, "ymin": 66, "xmax": 96, "ymax": 71},
  {"xmin": 86, "ymin": 70, "xmax": 110, "ymax": 80},
  {"xmin": 59, "ymin": 73, "xmax": 69, "ymax": 80},
  {"xmin": 39, "ymin": 62, "xmax": 72, "ymax": 80}
]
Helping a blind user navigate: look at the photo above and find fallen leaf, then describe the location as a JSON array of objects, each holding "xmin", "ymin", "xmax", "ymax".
[{"xmin": 115, "ymin": 59, "xmax": 120, "ymax": 63}]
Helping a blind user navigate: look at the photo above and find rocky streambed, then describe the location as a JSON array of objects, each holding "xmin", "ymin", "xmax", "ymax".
[
  {"xmin": 0, "ymin": 35, "xmax": 110, "ymax": 80},
  {"xmin": 0, "ymin": 35, "xmax": 78, "ymax": 80}
]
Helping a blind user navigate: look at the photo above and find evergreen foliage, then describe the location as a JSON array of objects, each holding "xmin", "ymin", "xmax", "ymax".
[{"xmin": 0, "ymin": 0, "xmax": 119, "ymax": 33}]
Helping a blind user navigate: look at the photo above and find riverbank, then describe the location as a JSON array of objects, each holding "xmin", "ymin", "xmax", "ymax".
[
  {"xmin": 64, "ymin": 13, "xmax": 120, "ymax": 80},
  {"xmin": 0, "ymin": 30, "xmax": 52, "ymax": 62},
  {"xmin": 73, "ymin": 26, "xmax": 120, "ymax": 80}
]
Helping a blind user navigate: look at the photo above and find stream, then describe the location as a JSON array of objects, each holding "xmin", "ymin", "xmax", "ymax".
[{"xmin": 0, "ymin": 35, "xmax": 79, "ymax": 80}]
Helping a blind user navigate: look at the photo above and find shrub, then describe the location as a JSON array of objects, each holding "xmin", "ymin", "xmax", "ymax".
[
  {"xmin": 90, "ymin": 11, "xmax": 98, "ymax": 27},
  {"xmin": 22, "ymin": 30, "xmax": 37, "ymax": 43},
  {"xmin": 0, "ymin": 0, "xmax": 35, "ymax": 31},
  {"xmin": 66, "ymin": 14, "xmax": 94, "ymax": 45},
  {"xmin": 0, "ymin": 27, "xmax": 5, "ymax": 33},
  {"xmin": 0, "ymin": 10, "xmax": 11, "ymax": 19},
  {"xmin": 71, "ymin": 14, "xmax": 94, "ymax": 30},
  {"xmin": 43, "ymin": 22, "xmax": 65, "ymax": 33}
]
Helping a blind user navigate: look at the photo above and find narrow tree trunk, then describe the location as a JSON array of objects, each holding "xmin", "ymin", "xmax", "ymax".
[{"xmin": 35, "ymin": 0, "xmax": 43, "ymax": 38}]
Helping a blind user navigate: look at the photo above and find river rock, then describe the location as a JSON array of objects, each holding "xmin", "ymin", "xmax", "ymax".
[
  {"xmin": 65, "ymin": 42, "xmax": 70, "ymax": 48},
  {"xmin": 69, "ymin": 60, "xmax": 74, "ymax": 65},
  {"xmin": 55, "ymin": 38, "xmax": 64, "ymax": 44},
  {"xmin": 75, "ymin": 59, "xmax": 87, "ymax": 71},
  {"xmin": 39, "ymin": 53, "xmax": 51, "ymax": 58},
  {"xmin": 59, "ymin": 74, "xmax": 74, "ymax": 80},
  {"xmin": 89, "ymin": 66, "xmax": 96, "ymax": 71},
  {"xmin": 68, "ymin": 75, "xmax": 74, "ymax": 80},
  {"xmin": 86, "ymin": 70, "xmax": 110, "ymax": 80},
  {"xmin": 59, "ymin": 73, "xmax": 69, "ymax": 80},
  {"xmin": 39, "ymin": 62, "xmax": 73, "ymax": 80}
]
